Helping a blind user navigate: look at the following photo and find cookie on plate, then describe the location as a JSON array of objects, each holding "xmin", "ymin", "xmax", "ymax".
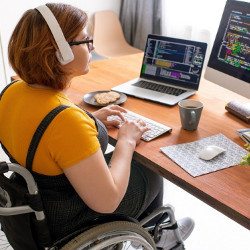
[
  {"xmin": 94, "ymin": 91, "xmax": 120, "ymax": 105},
  {"xmin": 107, "ymin": 91, "xmax": 120, "ymax": 100}
]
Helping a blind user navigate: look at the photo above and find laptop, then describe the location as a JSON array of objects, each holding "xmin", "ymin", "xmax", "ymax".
[{"xmin": 112, "ymin": 34, "xmax": 207, "ymax": 106}]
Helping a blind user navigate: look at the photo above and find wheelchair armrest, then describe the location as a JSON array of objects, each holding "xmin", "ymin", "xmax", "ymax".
[
  {"xmin": 0, "ymin": 162, "xmax": 46, "ymax": 221},
  {"xmin": 0, "ymin": 161, "xmax": 9, "ymax": 173},
  {"xmin": 0, "ymin": 162, "xmax": 38, "ymax": 195},
  {"xmin": 0, "ymin": 205, "xmax": 34, "ymax": 216}
]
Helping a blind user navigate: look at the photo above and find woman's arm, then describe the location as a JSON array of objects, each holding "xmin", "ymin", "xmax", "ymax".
[{"xmin": 63, "ymin": 119, "xmax": 149, "ymax": 213}]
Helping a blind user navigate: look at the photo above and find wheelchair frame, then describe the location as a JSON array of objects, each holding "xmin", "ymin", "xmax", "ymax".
[{"xmin": 0, "ymin": 161, "xmax": 184, "ymax": 250}]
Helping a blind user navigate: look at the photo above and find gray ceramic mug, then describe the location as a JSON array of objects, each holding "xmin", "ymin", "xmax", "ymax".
[{"xmin": 178, "ymin": 100, "xmax": 203, "ymax": 130}]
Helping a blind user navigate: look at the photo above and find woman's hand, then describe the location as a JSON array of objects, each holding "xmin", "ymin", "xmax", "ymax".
[
  {"xmin": 93, "ymin": 104, "xmax": 150, "ymax": 145},
  {"xmin": 92, "ymin": 104, "xmax": 127, "ymax": 127},
  {"xmin": 118, "ymin": 119, "xmax": 150, "ymax": 146}
]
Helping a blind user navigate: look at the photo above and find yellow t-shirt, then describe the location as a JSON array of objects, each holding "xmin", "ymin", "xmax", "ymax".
[{"xmin": 0, "ymin": 80, "xmax": 100, "ymax": 175}]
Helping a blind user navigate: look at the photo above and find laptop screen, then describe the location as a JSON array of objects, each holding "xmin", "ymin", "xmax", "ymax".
[{"xmin": 140, "ymin": 35, "xmax": 207, "ymax": 90}]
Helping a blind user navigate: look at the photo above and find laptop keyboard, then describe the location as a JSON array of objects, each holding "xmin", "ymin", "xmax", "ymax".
[
  {"xmin": 133, "ymin": 80, "xmax": 186, "ymax": 96},
  {"xmin": 107, "ymin": 109, "xmax": 172, "ymax": 141}
]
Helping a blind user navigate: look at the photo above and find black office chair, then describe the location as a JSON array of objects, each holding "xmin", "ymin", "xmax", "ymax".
[{"xmin": 0, "ymin": 161, "xmax": 184, "ymax": 250}]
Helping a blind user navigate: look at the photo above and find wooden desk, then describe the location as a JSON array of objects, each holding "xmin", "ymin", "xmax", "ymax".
[{"xmin": 68, "ymin": 53, "xmax": 250, "ymax": 230}]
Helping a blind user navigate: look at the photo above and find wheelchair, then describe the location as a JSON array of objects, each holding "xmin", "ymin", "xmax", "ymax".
[{"xmin": 0, "ymin": 161, "xmax": 185, "ymax": 250}]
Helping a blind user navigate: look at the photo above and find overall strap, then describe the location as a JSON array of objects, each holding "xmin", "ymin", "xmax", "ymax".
[
  {"xmin": 26, "ymin": 105, "xmax": 70, "ymax": 171},
  {"xmin": 0, "ymin": 80, "xmax": 20, "ymax": 101}
]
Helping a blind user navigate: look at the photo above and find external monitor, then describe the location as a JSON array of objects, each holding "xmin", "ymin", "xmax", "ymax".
[{"xmin": 205, "ymin": 0, "xmax": 250, "ymax": 99}]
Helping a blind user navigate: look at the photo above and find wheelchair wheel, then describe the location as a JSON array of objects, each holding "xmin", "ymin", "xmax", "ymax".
[{"xmin": 60, "ymin": 221, "xmax": 156, "ymax": 250}]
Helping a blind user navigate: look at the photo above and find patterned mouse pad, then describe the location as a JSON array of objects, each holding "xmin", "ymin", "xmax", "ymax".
[{"xmin": 160, "ymin": 133, "xmax": 248, "ymax": 177}]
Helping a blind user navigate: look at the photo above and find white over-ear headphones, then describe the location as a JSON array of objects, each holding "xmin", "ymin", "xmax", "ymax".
[{"xmin": 35, "ymin": 5, "xmax": 74, "ymax": 65}]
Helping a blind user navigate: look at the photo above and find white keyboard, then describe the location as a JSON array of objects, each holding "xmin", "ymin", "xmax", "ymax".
[{"xmin": 107, "ymin": 109, "xmax": 172, "ymax": 141}]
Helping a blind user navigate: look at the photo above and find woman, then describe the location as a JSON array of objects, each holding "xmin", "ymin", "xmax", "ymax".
[{"xmin": 0, "ymin": 3, "xmax": 194, "ymax": 249}]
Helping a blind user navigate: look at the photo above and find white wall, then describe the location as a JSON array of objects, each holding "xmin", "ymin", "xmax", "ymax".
[
  {"xmin": 0, "ymin": 31, "xmax": 8, "ymax": 90},
  {"xmin": 0, "ymin": 0, "xmax": 121, "ymax": 90}
]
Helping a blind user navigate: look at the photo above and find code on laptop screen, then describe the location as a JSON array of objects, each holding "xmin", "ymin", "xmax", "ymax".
[{"xmin": 140, "ymin": 35, "xmax": 207, "ymax": 90}]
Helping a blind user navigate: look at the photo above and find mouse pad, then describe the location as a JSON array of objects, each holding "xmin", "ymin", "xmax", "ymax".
[{"xmin": 160, "ymin": 133, "xmax": 248, "ymax": 177}]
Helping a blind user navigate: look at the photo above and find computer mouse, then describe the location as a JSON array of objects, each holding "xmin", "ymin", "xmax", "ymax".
[{"xmin": 199, "ymin": 145, "xmax": 226, "ymax": 161}]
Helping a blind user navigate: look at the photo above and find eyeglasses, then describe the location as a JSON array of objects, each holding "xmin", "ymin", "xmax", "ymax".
[{"xmin": 68, "ymin": 38, "xmax": 94, "ymax": 51}]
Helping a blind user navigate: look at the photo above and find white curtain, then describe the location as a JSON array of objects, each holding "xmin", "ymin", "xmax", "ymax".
[{"xmin": 162, "ymin": 0, "xmax": 227, "ymax": 65}]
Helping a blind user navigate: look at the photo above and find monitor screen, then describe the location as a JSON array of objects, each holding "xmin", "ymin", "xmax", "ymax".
[
  {"xmin": 140, "ymin": 35, "xmax": 207, "ymax": 90},
  {"xmin": 205, "ymin": 0, "xmax": 250, "ymax": 98}
]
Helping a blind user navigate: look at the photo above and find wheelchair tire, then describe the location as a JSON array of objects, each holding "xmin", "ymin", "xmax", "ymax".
[{"xmin": 60, "ymin": 220, "xmax": 156, "ymax": 250}]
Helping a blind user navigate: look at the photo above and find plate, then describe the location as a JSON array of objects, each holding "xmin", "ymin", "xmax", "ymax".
[{"xmin": 83, "ymin": 91, "xmax": 127, "ymax": 107}]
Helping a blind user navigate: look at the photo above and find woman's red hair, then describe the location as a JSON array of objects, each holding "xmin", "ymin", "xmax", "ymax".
[{"xmin": 8, "ymin": 3, "xmax": 87, "ymax": 90}]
